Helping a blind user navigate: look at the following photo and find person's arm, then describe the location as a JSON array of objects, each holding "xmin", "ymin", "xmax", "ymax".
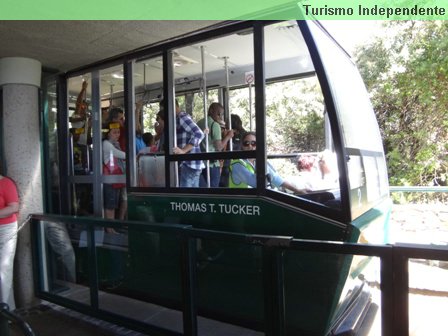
[
  {"xmin": 173, "ymin": 114, "xmax": 204, "ymax": 154},
  {"xmin": 231, "ymin": 161, "xmax": 257, "ymax": 188},
  {"xmin": 0, "ymin": 179, "xmax": 19, "ymax": 218},
  {"xmin": 267, "ymin": 163, "xmax": 308, "ymax": 194},
  {"xmin": 77, "ymin": 81, "xmax": 88, "ymax": 106},
  {"xmin": 111, "ymin": 145, "xmax": 126, "ymax": 160},
  {"xmin": 173, "ymin": 143, "xmax": 193, "ymax": 155},
  {"xmin": 186, "ymin": 116, "xmax": 205, "ymax": 147},
  {"xmin": 281, "ymin": 180, "xmax": 308, "ymax": 195},
  {"xmin": 0, "ymin": 202, "xmax": 19, "ymax": 218},
  {"xmin": 69, "ymin": 81, "xmax": 89, "ymax": 123},
  {"xmin": 213, "ymin": 125, "xmax": 234, "ymax": 151},
  {"xmin": 103, "ymin": 140, "xmax": 126, "ymax": 162}
]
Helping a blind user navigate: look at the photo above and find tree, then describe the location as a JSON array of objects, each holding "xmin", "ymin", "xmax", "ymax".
[
  {"xmin": 265, "ymin": 79, "xmax": 325, "ymax": 154},
  {"xmin": 355, "ymin": 21, "xmax": 448, "ymax": 191}
]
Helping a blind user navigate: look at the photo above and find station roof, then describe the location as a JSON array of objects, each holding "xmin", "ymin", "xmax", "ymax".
[{"xmin": 0, "ymin": 21, "xmax": 221, "ymax": 73}]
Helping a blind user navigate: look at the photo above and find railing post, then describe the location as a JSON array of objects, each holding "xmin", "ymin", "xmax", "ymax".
[
  {"xmin": 180, "ymin": 234, "xmax": 198, "ymax": 336},
  {"xmin": 381, "ymin": 246, "xmax": 409, "ymax": 336},
  {"xmin": 380, "ymin": 248, "xmax": 395, "ymax": 336},
  {"xmin": 262, "ymin": 246, "xmax": 285, "ymax": 336},
  {"xmin": 1, "ymin": 302, "xmax": 36, "ymax": 336},
  {"xmin": 393, "ymin": 247, "xmax": 409, "ymax": 336}
]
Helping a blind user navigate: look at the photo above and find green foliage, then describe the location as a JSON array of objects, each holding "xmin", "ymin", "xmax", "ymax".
[
  {"xmin": 217, "ymin": 78, "xmax": 326, "ymax": 178},
  {"xmin": 142, "ymin": 103, "xmax": 159, "ymax": 133},
  {"xmin": 356, "ymin": 21, "xmax": 448, "ymax": 195},
  {"xmin": 265, "ymin": 78, "xmax": 325, "ymax": 153},
  {"xmin": 188, "ymin": 90, "xmax": 219, "ymax": 121},
  {"xmin": 224, "ymin": 78, "xmax": 325, "ymax": 156}
]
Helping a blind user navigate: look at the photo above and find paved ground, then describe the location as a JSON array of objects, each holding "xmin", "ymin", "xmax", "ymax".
[
  {"xmin": 389, "ymin": 203, "xmax": 448, "ymax": 245},
  {"xmin": 10, "ymin": 302, "xmax": 144, "ymax": 336},
  {"xmin": 387, "ymin": 203, "xmax": 448, "ymax": 336},
  {"xmin": 8, "ymin": 299, "xmax": 262, "ymax": 336}
]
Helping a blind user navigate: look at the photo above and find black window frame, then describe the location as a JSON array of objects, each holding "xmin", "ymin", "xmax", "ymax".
[{"xmin": 54, "ymin": 20, "xmax": 364, "ymax": 224}]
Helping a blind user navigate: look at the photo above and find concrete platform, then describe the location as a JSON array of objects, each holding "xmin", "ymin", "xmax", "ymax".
[
  {"xmin": 9, "ymin": 302, "xmax": 145, "ymax": 336},
  {"xmin": 8, "ymin": 299, "xmax": 262, "ymax": 336}
]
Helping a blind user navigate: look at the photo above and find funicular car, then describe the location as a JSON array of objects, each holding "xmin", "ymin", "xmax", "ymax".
[{"xmin": 40, "ymin": 18, "xmax": 390, "ymax": 336}]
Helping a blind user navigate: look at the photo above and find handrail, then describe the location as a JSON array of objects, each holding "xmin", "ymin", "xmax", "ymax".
[
  {"xmin": 29, "ymin": 214, "xmax": 448, "ymax": 336},
  {"xmin": 389, "ymin": 186, "xmax": 448, "ymax": 192},
  {"xmin": 0, "ymin": 303, "xmax": 36, "ymax": 336}
]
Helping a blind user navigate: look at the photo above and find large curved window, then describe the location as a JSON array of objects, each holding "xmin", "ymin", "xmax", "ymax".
[
  {"xmin": 264, "ymin": 21, "xmax": 341, "ymax": 209},
  {"xmin": 307, "ymin": 21, "xmax": 389, "ymax": 218},
  {"xmin": 123, "ymin": 21, "xmax": 345, "ymax": 213}
]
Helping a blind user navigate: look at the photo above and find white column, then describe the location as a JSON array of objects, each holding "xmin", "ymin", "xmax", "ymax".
[{"xmin": 1, "ymin": 57, "xmax": 42, "ymax": 308}]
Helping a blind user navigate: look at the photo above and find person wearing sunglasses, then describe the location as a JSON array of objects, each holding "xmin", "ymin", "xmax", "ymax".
[{"xmin": 229, "ymin": 132, "xmax": 308, "ymax": 194}]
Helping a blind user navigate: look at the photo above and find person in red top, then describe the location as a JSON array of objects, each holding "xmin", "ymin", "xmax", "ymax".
[
  {"xmin": 0, "ymin": 174, "xmax": 19, "ymax": 310},
  {"xmin": 106, "ymin": 107, "xmax": 126, "ymax": 150}
]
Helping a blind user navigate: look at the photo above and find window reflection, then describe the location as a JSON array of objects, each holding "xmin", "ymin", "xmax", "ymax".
[
  {"xmin": 172, "ymin": 30, "xmax": 254, "ymax": 188},
  {"xmin": 264, "ymin": 21, "xmax": 341, "ymax": 208},
  {"xmin": 308, "ymin": 20, "xmax": 388, "ymax": 215},
  {"xmin": 41, "ymin": 220, "xmax": 90, "ymax": 305},
  {"xmin": 100, "ymin": 65, "xmax": 127, "ymax": 220},
  {"xmin": 71, "ymin": 183, "xmax": 93, "ymax": 216},
  {"xmin": 133, "ymin": 57, "xmax": 165, "ymax": 188},
  {"xmin": 43, "ymin": 79, "xmax": 60, "ymax": 213}
]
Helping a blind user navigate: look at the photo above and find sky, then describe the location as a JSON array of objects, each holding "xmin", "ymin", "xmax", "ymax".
[{"xmin": 320, "ymin": 20, "xmax": 383, "ymax": 54}]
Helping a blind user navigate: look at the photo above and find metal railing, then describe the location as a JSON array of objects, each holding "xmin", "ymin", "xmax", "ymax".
[
  {"xmin": 389, "ymin": 186, "xmax": 448, "ymax": 193},
  {"xmin": 29, "ymin": 214, "xmax": 448, "ymax": 336},
  {"xmin": 0, "ymin": 303, "xmax": 36, "ymax": 336}
]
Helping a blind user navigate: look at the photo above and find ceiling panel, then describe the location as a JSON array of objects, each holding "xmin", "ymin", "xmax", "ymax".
[{"xmin": 0, "ymin": 20, "xmax": 221, "ymax": 72}]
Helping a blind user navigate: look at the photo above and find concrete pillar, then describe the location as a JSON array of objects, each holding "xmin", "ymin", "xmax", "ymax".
[{"xmin": 1, "ymin": 57, "xmax": 42, "ymax": 308}]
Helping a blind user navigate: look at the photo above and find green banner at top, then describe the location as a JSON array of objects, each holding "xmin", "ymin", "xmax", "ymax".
[{"xmin": 0, "ymin": 0, "xmax": 446, "ymax": 20}]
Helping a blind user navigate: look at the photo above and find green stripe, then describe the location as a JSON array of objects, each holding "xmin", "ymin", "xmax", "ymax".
[{"xmin": 1, "ymin": 0, "xmax": 446, "ymax": 20}]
